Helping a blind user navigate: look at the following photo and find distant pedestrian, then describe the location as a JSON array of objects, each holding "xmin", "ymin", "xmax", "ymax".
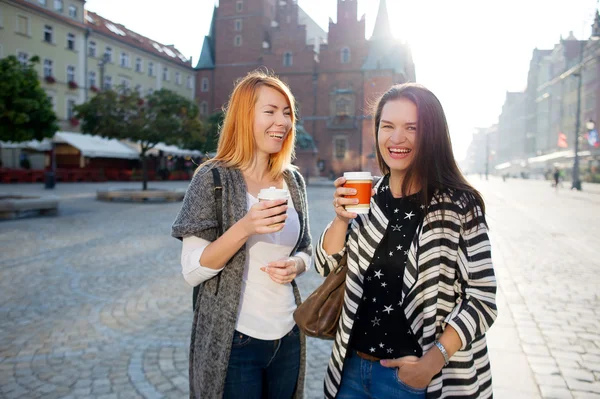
[
  {"xmin": 171, "ymin": 70, "xmax": 312, "ymax": 399},
  {"xmin": 316, "ymin": 83, "xmax": 497, "ymax": 398},
  {"xmin": 553, "ymin": 167, "xmax": 562, "ymax": 191}
]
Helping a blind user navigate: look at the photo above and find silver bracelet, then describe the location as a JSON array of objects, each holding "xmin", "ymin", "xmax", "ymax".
[{"xmin": 434, "ymin": 341, "xmax": 450, "ymax": 366}]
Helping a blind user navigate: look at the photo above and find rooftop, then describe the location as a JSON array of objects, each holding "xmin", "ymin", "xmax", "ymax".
[{"xmin": 85, "ymin": 11, "xmax": 192, "ymax": 69}]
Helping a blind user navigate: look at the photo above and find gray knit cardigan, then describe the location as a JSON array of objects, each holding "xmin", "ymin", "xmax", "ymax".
[{"xmin": 171, "ymin": 164, "xmax": 313, "ymax": 399}]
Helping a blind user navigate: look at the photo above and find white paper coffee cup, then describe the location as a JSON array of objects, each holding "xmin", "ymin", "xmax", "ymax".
[
  {"xmin": 257, "ymin": 187, "xmax": 289, "ymax": 226},
  {"xmin": 343, "ymin": 172, "xmax": 372, "ymax": 214}
]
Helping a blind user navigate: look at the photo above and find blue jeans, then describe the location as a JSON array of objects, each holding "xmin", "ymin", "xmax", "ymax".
[
  {"xmin": 338, "ymin": 351, "xmax": 427, "ymax": 399},
  {"xmin": 223, "ymin": 325, "xmax": 301, "ymax": 399}
]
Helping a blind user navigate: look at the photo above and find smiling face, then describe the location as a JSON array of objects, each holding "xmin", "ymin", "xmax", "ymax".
[
  {"xmin": 377, "ymin": 97, "xmax": 418, "ymax": 178},
  {"xmin": 253, "ymin": 85, "xmax": 292, "ymax": 158}
]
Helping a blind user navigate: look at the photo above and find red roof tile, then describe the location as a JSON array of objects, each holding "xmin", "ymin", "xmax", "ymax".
[{"xmin": 85, "ymin": 11, "xmax": 192, "ymax": 69}]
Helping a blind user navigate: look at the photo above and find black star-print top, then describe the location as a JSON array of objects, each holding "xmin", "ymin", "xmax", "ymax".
[{"xmin": 350, "ymin": 175, "xmax": 424, "ymax": 359}]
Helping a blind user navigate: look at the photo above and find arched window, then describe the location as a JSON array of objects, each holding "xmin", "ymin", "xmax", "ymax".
[
  {"xmin": 283, "ymin": 51, "xmax": 293, "ymax": 67},
  {"xmin": 341, "ymin": 47, "xmax": 351, "ymax": 64}
]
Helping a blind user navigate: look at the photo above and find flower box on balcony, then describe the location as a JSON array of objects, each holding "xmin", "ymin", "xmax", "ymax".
[
  {"xmin": 90, "ymin": 85, "xmax": 99, "ymax": 93},
  {"xmin": 68, "ymin": 81, "xmax": 78, "ymax": 89},
  {"xmin": 44, "ymin": 76, "xmax": 56, "ymax": 84},
  {"xmin": 69, "ymin": 117, "xmax": 80, "ymax": 127}
]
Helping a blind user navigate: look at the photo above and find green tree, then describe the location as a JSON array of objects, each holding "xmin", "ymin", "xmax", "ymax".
[
  {"xmin": 75, "ymin": 87, "xmax": 204, "ymax": 190},
  {"xmin": 202, "ymin": 111, "xmax": 224, "ymax": 154},
  {"xmin": 0, "ymin": 55, "xmax": 59, "ymax": 143}
]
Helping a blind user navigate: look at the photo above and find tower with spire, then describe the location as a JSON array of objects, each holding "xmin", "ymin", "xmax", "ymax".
[{"xmin": 194, "ymin": 0, "xmax": 417, "ymax": 177}]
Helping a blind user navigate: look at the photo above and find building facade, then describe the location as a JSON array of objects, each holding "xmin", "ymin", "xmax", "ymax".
[
  {"xmin": 497, "ymin": 91, "xmax": 526, "ymax": 164},
  {"xmin": 476, "ymin": 14, "xmax": 600, "ymax": 181},
  {"xmin": 196, "ymin": 0, "xmax": 416, "ymax": 177},
  {"xmin": 0, "ymin": 0, "xmax": 196, "ymax": 132}
]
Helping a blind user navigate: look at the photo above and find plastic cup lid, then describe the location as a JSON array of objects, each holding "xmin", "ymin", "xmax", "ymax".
[
  {"xmin": 344, "ymin": 172, "xmax": 372, "ymax": 180},
  {"xmin": 257, "ymin": 186, "xmax": 289, "ymax": 200}
]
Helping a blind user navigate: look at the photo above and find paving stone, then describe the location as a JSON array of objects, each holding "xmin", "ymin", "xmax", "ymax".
[
  {"xmin": 539, "ymin": 385, "xmax": 573, "ymax": 399},
  {"xmin": 535, "ymin": 374, "xmax": 567, "ymax": 387},
  {"xmin": 560, "ymin": 368, "xmax": 595, "ymax": 382},
  {"xmin": 573, "ymin": 391, "xmax": 600, "ymax": 398},
  {"xmin": 565, "ymin": 379, "xmax": 600, "ymax": 394}
]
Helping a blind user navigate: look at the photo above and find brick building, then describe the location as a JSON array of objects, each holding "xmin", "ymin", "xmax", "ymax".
[{"xmin": 196, "ymin": 0, "xmax": 416, "ymax": 178}]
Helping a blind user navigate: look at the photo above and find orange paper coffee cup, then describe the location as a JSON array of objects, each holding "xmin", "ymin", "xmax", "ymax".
[{"xmin": 343, "ymin": 172, "xmax": 372, "ymax": 214}]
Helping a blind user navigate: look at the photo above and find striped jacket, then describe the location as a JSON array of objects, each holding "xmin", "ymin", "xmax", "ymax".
[{"xmin": 315, "ymin": 177, "xmax": 497, "ymax": 398}]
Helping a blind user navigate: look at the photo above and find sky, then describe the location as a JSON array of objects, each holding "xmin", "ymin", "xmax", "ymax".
[{"xmin": 85, "ymin": 0, "xmax": 599, "ymax": 161}]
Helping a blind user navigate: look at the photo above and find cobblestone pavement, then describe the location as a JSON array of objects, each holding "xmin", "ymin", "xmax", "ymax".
[{"xmin": 0, "ymin": 177, "xmax": 599, "ymax": 399}]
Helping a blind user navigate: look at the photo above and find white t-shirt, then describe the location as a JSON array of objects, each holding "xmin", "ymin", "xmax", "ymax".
[{"xmin": 180, "ymin": 187, "xmax": 311, "ymax": 340}]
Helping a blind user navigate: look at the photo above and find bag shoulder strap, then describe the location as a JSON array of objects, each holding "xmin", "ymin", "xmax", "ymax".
[
  {"xmin": 193, "ymin": 168, "xmax": 224, "ymax": 310},
  {"xmin": 211, "ymin": 168, "xmax": 223, "ymax": 236}
]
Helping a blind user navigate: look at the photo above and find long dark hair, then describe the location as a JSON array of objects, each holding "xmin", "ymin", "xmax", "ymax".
[{"xmin": 373, "ymin": 83, "xmax": 486, "ymax": 221}]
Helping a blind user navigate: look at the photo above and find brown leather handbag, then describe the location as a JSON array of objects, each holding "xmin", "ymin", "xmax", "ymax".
[{"xmin": 293, "ymin": 254, "xmax": 347, "ymax": 340}]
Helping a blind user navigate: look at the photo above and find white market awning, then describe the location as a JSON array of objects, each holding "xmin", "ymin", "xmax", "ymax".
[
  {"xmin": 123, "ymin": 141, "xmax": 203, "ymax": 158},
  {"xmin": 152, "ymin": 143, "xmax": 203, "ymax": 158},
  {"xmin": 54, "ymin": 131, "xmax": 139, "ymax": 159},
  {"xmin": 0, "ymin": 139, "xmax": 52, "ymax": 151}
]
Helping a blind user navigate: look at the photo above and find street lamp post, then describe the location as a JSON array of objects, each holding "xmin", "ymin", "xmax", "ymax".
[
  {"xmin": 572, "ymin": 40, "xmax": 584, "ymax": 191},
  {"xmin": 572, "ymin": 15, "xmax": 600, "ymax": 190}
]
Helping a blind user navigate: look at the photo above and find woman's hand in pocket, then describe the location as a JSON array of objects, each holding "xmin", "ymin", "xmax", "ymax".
[{"xmin": 380, "ymin": 356, "xmax": 433, "ymax": 390}]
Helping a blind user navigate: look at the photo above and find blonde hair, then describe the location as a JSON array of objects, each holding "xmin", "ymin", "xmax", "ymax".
[{"xmin": 197, "ymin": 70, "xmax": 296, "ymax": 180}]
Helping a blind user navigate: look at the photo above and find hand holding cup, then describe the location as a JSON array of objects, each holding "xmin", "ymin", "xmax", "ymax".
[
  {"xmin": 242, "ymin": 198, "xmax": 288, "ymax": 235},
  {"xmin": 333, "ymin": 172, "xmax": 375, "ymax": 222}
]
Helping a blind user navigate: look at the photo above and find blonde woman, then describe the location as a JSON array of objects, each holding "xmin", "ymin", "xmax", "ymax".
[{"xmin": 172, "ymin": 70, "xmax": 312, "ymax": 399}]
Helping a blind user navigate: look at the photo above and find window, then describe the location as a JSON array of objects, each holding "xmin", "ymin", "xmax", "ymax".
[
  {"xmin": 336, "ymin": 97, "xmax": 351, "ymax": 117},
  {"xmin": 163, "ymin": 66, "xmax": 169, "ymax": 81},
  {"xmin": 104, "ymin": 75, "xmax": 112, "ymax": 90},
  {"xmin": 120, "ymin": 52, "xmax": 129, "ymax": 68},
  {"xmin": 148, "ymin": 62, "xmax": 154, "ymax": 77},
  {"xmin": 334, "ymin": 137, "xmax": 348, "ymax": 159},
  {"xmin": 135, "ymin": 57, "xmax": 142, "ymax": 72},
  {"xmin": 68, "ymin": 5, "xmax": 77, "ymax": 18},
  {"xmin": 235, "ymin": 19, "xmax": 242, "ymax": 31},
  {"xmin": 43, "ymin": 59, "xmax": 53, "ymax": 77},
  {"xmin": 176, "ymin": 72, "xmax": 181, "ymax": 85},
  {"xmin": 105, "ymin": 46, "xmax": 112, "ymax": 62},
  {"xmin": 234, "ymin": 35, "xmax": 242, "ymax": 47},
  {"xmin": 187, "ymin": 76, "xmax": 193, "ymax": 89},
  {"xmin": 147, "ymin": 88, "xmax": 154, "ymax": 95},
  {"xmin": 17, "ymin": 15, "xmax": 29, "ymax": 35},
  {"xmin": 17, "ymin": 51, "xmax": 29, "ymax": 65},
  {"xmin": 135, "ymin": 84, "xmax": 142, "ymax": 95},
  {"xmin": 54, "ymin": 0, "xmax": 63, "ymax": 12},
  {"xmin": 120, "ymin": 79, "xmax": 130, "ymax": 91},
  {"xmin": 88, "ymin": 71, "xmax": 96, "ymax": 88},
  {"xmin": 66, "ymin": 65, "xmax": 75, "ymax": 82},
  {"xmin": 88, "ymin": 41, "xmax": 96, "ymax": 57},
  {"xmin": 200, "ymin": 101, "xmax": 208, "ymax": 116},
  {"xmin": 341, "ymin": 47, "xmax": 351, "ymax": 64},
  {"xmin": 201, "ymin": 77, "xmax": 209, "ymax": 92},
  {"xmin": 236, "ymin": 1, "xmax": 243, "ymax": 12},
  {"xmin": 67, "ymin": 33, "xmax": 75, "ymax": 50},
  {"xmin": 67, "ymin": 99, "xmax": 76, "ymax": 119},
  {"xmin": 38, "ymin": 0, "xmax": 47, "ymax": 5},
  {"xmin": 283, "ymin": 52, "xmax": 293, "ymax": 67},
  {"xmin": 47, "ymin": 95, "xmax": 55, "ymax": 112},
  {"xmin": 43, "ymin": 25, "xmax": 53, "ymax": 43}
]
